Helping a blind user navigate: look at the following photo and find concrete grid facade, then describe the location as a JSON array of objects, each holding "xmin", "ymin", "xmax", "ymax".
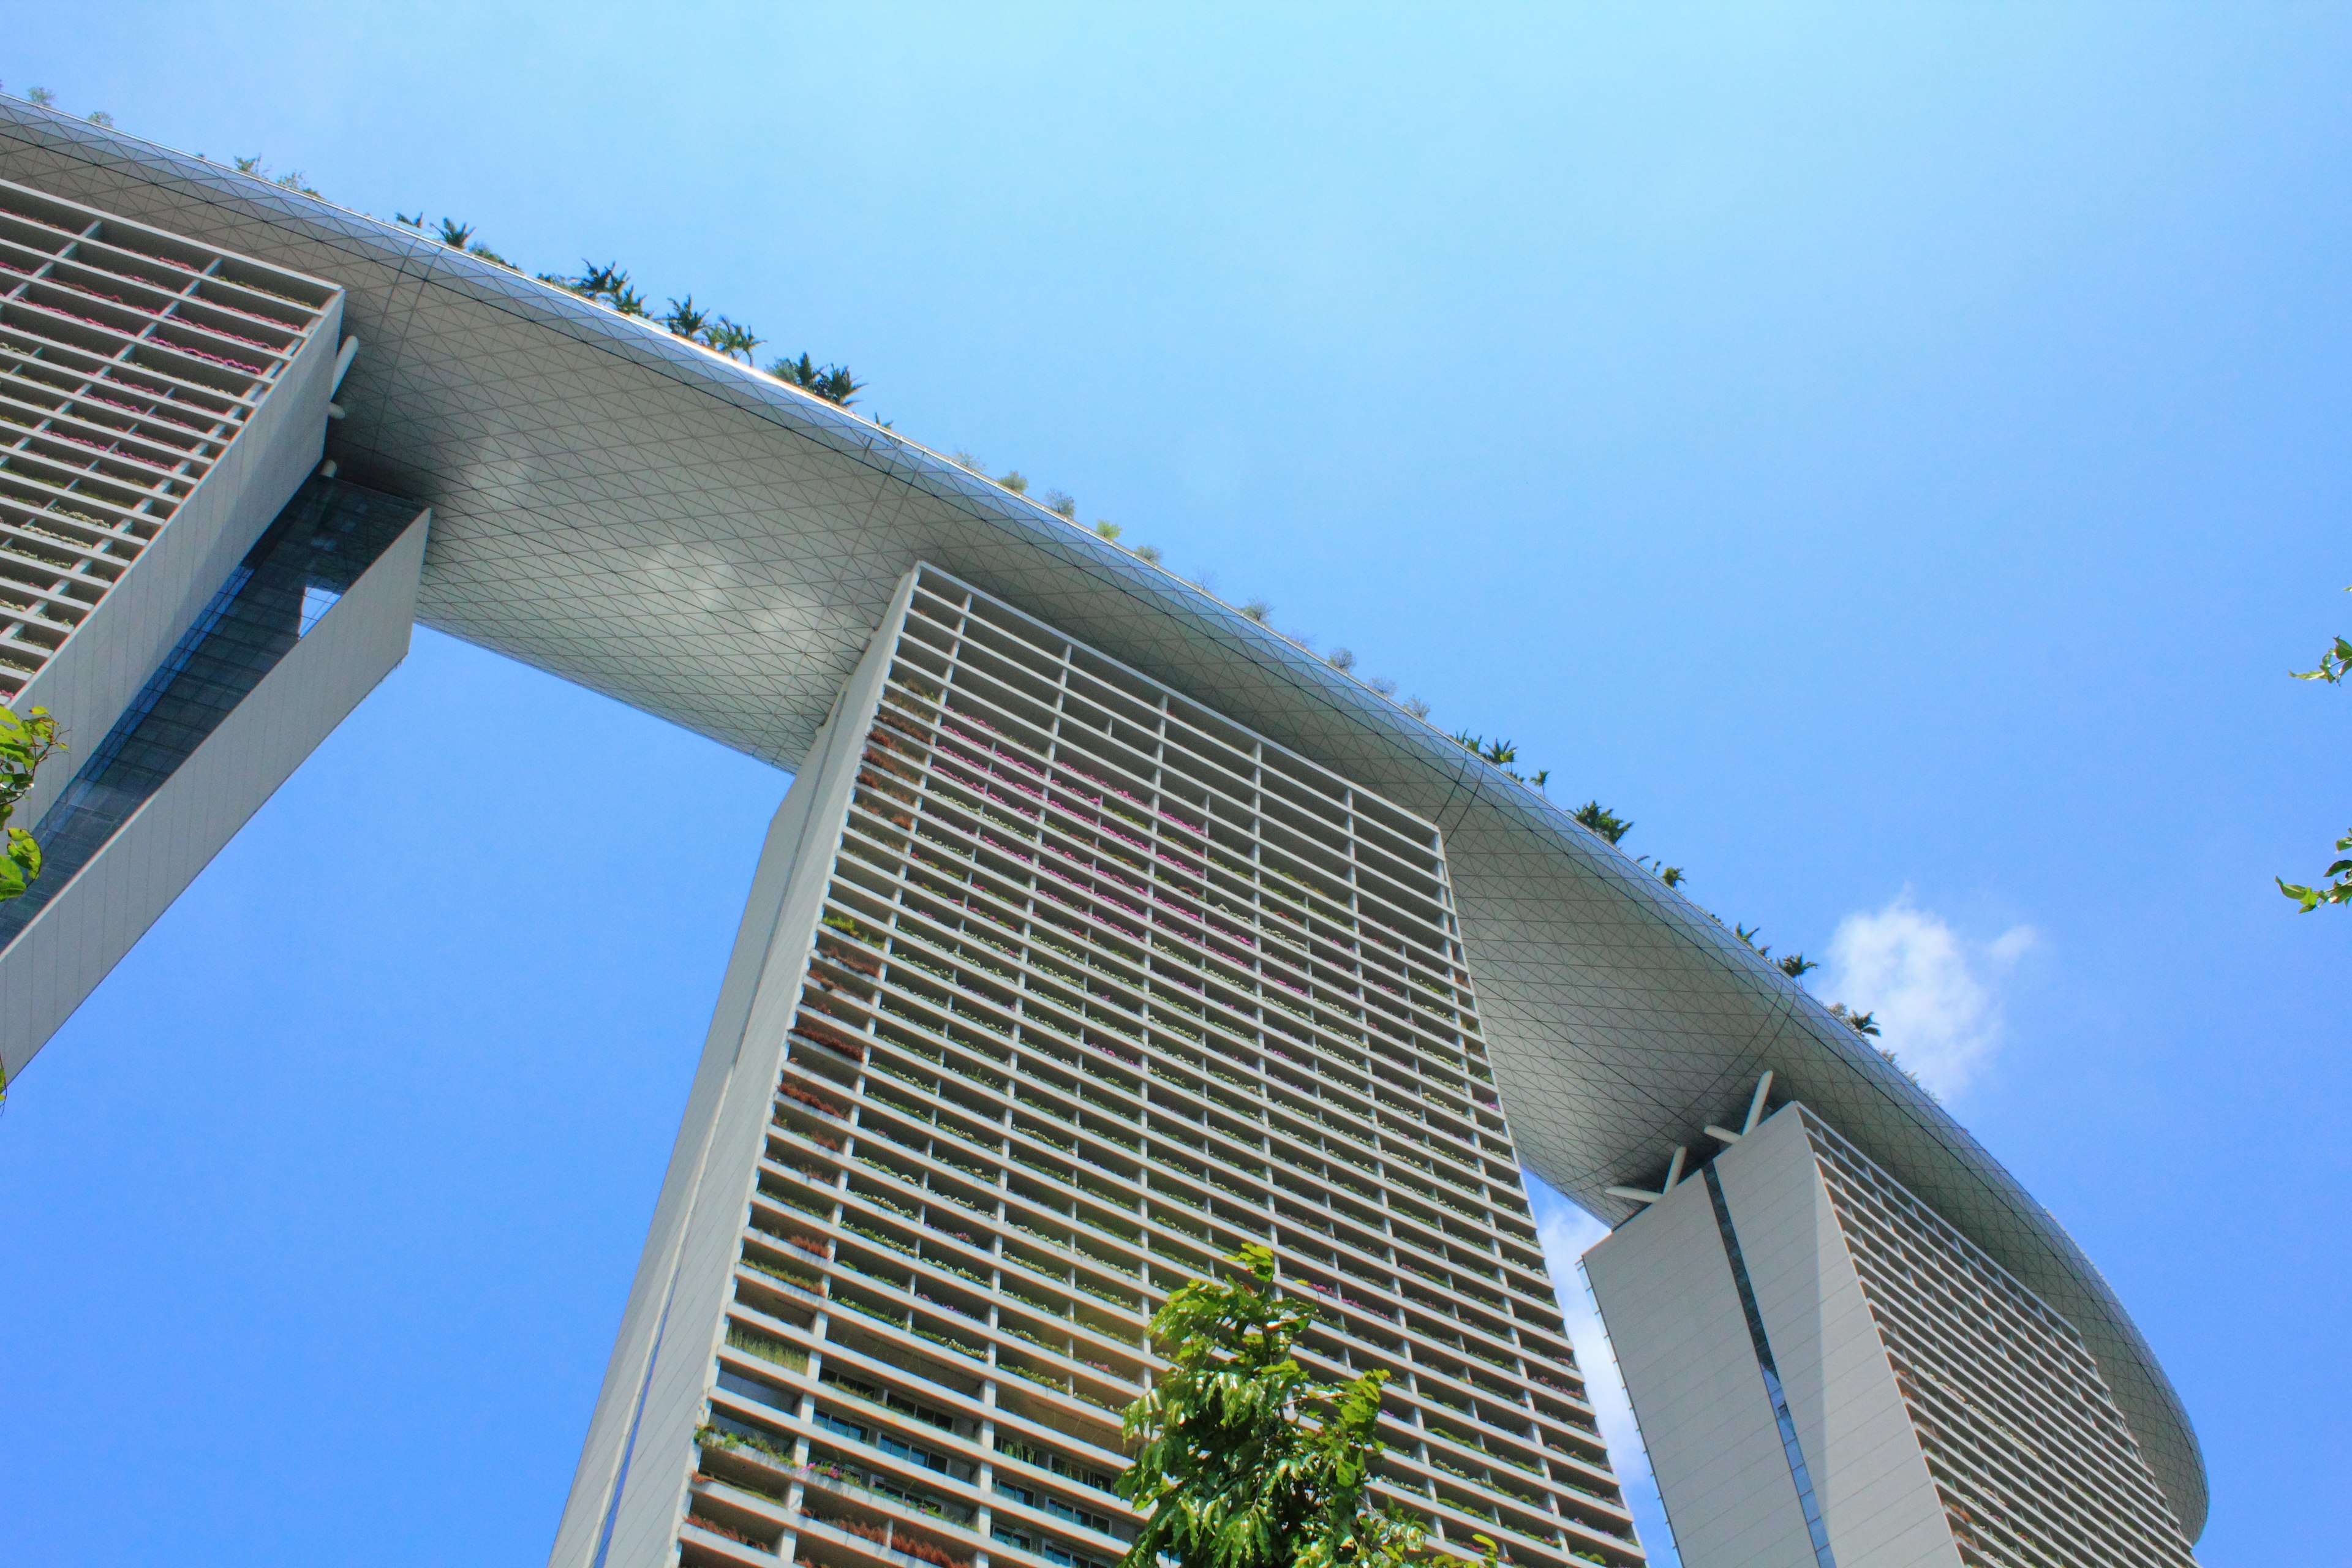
[
  {"xmin": 1585, "ymin": 1105, "xmax": 2198, "ymax": 1568},
  {"xmin": 0, "ymin": 178, "xmax": 327, "ymax": 688},
  {"xmin": 1803, "ymin": 1114, "xmax": 2196, "ymax": 1568},
  {"xmin": 558, "ymin": 567, "xmax": 1643, "ymax": 1568},
  {"xmin": 0, "ymin": 175, "xmax": 434, "ymax": 1079},
  {"xmin": 0, "ymin": 177, "xmax": 341, "ymax": 811}
]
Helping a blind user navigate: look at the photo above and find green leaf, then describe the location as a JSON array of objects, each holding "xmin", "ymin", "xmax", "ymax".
[
  {"xmin": 1118, "ymin": 1247, "xmax": 1436, "ymax": 1568},
  {"xmin": 7, "ymin": 824, "xmax": 40, "ymax": 876}
]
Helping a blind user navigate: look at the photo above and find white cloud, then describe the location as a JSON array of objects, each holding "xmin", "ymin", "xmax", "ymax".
[
  {"xmin": 1526, "ymin": 1177, "xmax": 1682, "ymax": 1565},
  {"xmin": 1821, "ymin": 893, "xmax": 2035, "ymax": 1099},
  {"xmin": 1506, "ymin": 902, "xmax": 2037, "ymax": 1563}
]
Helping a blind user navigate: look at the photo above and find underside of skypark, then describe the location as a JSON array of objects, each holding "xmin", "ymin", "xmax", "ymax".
[{"xmin": 0, "ymin": 96, "xmax": 2208, "ymax": 1559}]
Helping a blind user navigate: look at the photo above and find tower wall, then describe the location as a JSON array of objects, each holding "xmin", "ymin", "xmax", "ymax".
[
  {"xmin": 1588, "ymin": 1105, "xmax": 2197, "ymax": 1568},
  {"xmin": 0, "ymin": 478, "xmax": 428, "ymax": 1076},
  {"xmin": 556, "ymin": 565, "xmax": 1643, "ymax": 1568},
  {"xmin": 1583, "ymin": 1166, "xmax": 1820, "ymax": 1568},
  {"xmin": 0, "ymin": 176, "xmax": 344, "ymax": 829}
]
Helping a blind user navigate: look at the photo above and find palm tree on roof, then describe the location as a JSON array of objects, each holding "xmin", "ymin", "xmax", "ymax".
[{"xmin": 705, "ymin": 317, "xmax": 763, "ymax": 363}]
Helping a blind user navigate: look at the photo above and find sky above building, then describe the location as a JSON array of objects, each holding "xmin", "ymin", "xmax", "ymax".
[{"xmin": 1, "ymin": 6, "xmax": 2342, "ymax": 1564}]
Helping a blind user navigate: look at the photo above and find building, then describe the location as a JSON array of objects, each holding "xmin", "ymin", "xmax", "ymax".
[
  {"xmin": 0, "ymin": 175, "xmax": 428, "ymax": 1051},
  {"xmin": 0, "ymin": 100, "xmax": 2208, "ymax": 1568},
  {"xmin": 1586, "ymin": 1089, "xmax": 2199, "ymax": 1568},
  {"xmin": 560, "ymin": 567, "xmax": 1645, "ymax": 1567}
]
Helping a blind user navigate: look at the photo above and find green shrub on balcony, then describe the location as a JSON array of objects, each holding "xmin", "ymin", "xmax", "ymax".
[
  {"xmin": 998, "ymin": 1361, "xmax": 1066, "ymax": 1392},
  {"xmin": 1074, "ymin": 1276, "xmax": 1134, "ymax": 1310},
  {"xmin": 823, "ymin": 911, "xmax": 883, "ymax": 946},
  {"xmin": 913, "ymin": 1324, "xmax": 987, "ymax": 1360},
  {"xmin": 1005, "ymin": 1284, "xmax": 1065, "ymax": 1316},
  {"xmin": 845, "ymin": 1219, "xmax": 916, "ymax": 1254},
  {"xmin": 765, "ymin": 1186, "xmax": 831, "ymax": 1219},
  {"xmin": 835, "ymin": 1295, "xmax": 910, "ymax": 1330},
  {"xmin": 864, "ymin": 1187, "xmax": 922, "ymax": 1219},
  {"xmin": 697, "ymin": 1421, "xmax": 793, "ymax": 1464},
  {"xmin": 743, "ymin": 1254, "xmax": 822, "ymax": 1291},
  {"xmin": 727, "ymin": 1325, "xmax": 810, "ymax": 1371}
]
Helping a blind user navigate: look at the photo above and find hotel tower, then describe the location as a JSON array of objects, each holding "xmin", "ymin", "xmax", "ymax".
[{"xmin": 552, "ymin": 569, "xmax": 1643, "ymax": 1568}]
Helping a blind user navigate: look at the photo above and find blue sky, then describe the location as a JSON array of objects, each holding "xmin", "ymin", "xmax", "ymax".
[{"xmin": 4, "ymin": 6, "xmax": 2344, "ymax": 1562}]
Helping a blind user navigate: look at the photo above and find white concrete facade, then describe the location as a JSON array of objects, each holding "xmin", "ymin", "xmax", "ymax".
[
  {"xmin": 1716, "ymin": 1109, "xmax": 1960, "ymax": 1568},
  {"xmin": 1583, "ymin": 1167, "xmax": 1821, "ymax": 1568},
  {"xmin": 0, "ymin": 177, "xmax": 344, "ymax": 830},
  {"xmin": 0, "ymin": 499, "xmax": 428, "ymax": 1079},
  {"xmin": 1587, "ymin": 1106, "xmax": 2196, "ymax": 1568},
  {"xmin": 554, "ymin": 570, "xmax": 923, "ymax": 1568},
  {"xmin": 557, "ymin": 566, "xmax": 1642, "ymax": 1568},
  {"xmin": 0, "ymin": 177, "xmax": 385, "ymax": 1078}
]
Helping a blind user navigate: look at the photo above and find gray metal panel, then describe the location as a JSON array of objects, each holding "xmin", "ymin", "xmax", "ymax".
[
  {"xmin": 551, "ymin": 572, "xmax": 918, "ymax": 1568},
  {"xmin": 547, "ymin": 736, "xmax": 824, "ymax": 1568},
  {"xmin": 1716, "ymin": 1110, "xmax": 1959, "ymax": 1568},
  {"xmin": 0, "ymin": 507, "xmax": 425, "ymax": 1078},
  {"xmin": 11, "ymin": 303, "xmax": 339, "ymax": 829},
  {"xmin": 1585, "ymin": 1178, "xmax": 1817, "ymax": 1568},
  {"xmin": 0, "ymin": 102, "xmax": 2204, "ymax": 1537}
]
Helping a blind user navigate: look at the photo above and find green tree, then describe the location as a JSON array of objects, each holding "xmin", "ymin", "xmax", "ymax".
[
  {"xmin": 767, "ymin": 353, "xmax": 867, "ymax": 407},
  {"xmin": 558, "ymin": 262, "xmax": 652, "ymax": 318},
  {"xmin": 1119, "ymin": 1246, "xmax": 1446, "ymax": 1568},
  {"xmin": 1445, "ymin": 734, "xmax": 1548, "ymax": 791},
  {"xmin": 1826, "ymin": 1002, "xmax": 1880, "ymax": 1037},
  {"xmin": 0, "ymin": 705, "xmax": 64, "ymax": 901},
  {"xmin": 1570, "ymin": 801, "xmax": 1631, "ymax": 845},
  {"xmin": 1732, "ymin": 924, "xmax": 1812, "ymax": 978},
  {"xmin": 662, "ymin": 295, "xmax": 711, "ymax": 341},
  {"xmin": 703, "ymin": 317, "xmax": 763, "ymax": 363},
  {"xmin": 2281, "ymin": 589, "xmax": 2352, "ymax": 911}
]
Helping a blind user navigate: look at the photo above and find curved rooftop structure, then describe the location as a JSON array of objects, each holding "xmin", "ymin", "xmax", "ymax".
[{"xmin": 0, "ymin": 101, "xmax": 2206, "ymax": 1540}]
